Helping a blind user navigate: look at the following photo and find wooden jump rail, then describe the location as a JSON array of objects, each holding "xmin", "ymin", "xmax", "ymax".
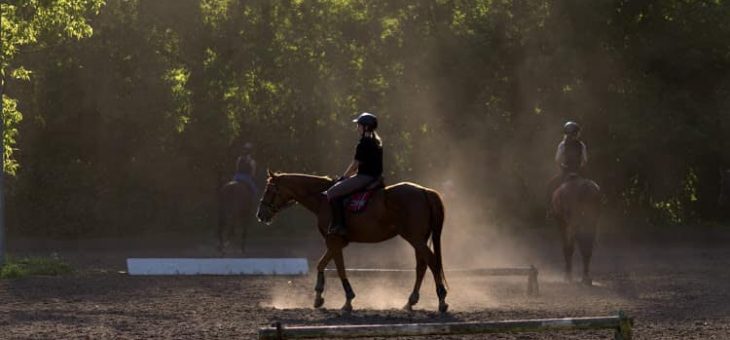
[
  {"xmin": 324, "ymin": 266, "xmax": 539, "ymax": 296},
  {"xmin": 259, "ymin": 311, "xmax": 633, "ymax": 340}
]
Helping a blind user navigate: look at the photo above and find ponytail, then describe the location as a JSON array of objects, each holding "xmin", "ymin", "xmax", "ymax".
[
  {"xmin": 372, "ymin": 131, "xmax": 382, "ymax": 146},
  {"xmin": 361, "ymin": 127, "xmax": 382, "ymax": 146}
]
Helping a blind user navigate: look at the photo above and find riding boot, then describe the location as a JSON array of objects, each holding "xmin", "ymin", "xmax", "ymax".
[
  {"xmin": 546, "ymin": 174, "xmax": 562, "ymax": 220},
  {"xmin": 544, "ymin": 187, "xmax": 554, "ymax": 220},
  {"xmin": 328, "ymin": 198, "xmax": 347, "ymax": 236}
]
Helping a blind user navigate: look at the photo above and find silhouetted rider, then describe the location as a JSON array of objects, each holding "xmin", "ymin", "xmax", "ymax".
[
  {"xmin": 547, "ymin": 121, "xmax": 588, "ymax": 217},
  {"xmin": 233, "ymin": 142, "xmax": 258, "ymax": 196}
]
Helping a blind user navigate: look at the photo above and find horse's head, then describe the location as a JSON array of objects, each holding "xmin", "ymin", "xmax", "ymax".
[{"xmin": 256, "ymin": 170, "xmax": 296, "ymax": 225}]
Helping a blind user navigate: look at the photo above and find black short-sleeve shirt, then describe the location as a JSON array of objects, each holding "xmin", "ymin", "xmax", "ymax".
[{"xmin": 354, "ymin": 137, "xmax": 383, "ymax": 177}]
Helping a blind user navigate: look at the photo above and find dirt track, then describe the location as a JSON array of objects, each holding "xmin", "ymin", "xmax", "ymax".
[{"xmin": 2, "ymin": 226, "xmax": 730, "ymax": 339}]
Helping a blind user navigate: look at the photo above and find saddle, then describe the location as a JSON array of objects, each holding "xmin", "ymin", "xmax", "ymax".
[
  {"xmin": 345, "ymin": 177, "xmax": 385, "ymax": 213},
  {"xmin": 564, "ymin": 172, "xmax": 581, "ymax": 181}
]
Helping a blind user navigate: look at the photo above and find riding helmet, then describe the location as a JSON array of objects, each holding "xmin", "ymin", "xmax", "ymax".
[
  {"xmin": 563, "ymin": 121, "xmax": 580, "ymax": 135},
  {"xmin": 353, "ymin": 112, "xmax": 378, "ymax": 130}
]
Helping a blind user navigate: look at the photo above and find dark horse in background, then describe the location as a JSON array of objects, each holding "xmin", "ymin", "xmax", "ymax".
[
  {"xmin": 256, "ymin": 171, "xmax": 449, "ymax": 312},
  {"xmin": 551, "ymin": 174, "xmax": 601, "ymax": 285},
  {"xmin": 218, "ymin": 180, "xmax": 257, "ymax": 255}
]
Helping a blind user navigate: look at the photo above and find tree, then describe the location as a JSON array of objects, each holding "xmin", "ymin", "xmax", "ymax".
[{"xmin": 1, "ymin": 0, "xmax": 104, "ymax": 264}]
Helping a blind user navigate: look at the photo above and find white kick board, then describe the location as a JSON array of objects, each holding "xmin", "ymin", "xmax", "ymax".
[{"xmin": 126, "ymin": 258, "xmax": 309, "ymax": 276}]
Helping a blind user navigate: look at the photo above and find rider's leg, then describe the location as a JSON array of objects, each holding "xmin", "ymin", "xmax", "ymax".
[
  {"xmin": 328, "ymin": 198, "xmax": 346, "ymax": 235},
  {"xmin": 325, "ymin": 175, "xmax": 374, "ymax": 235},
  {"xmin": 546, "ymin": 174, "xmax": 562, "ymax": 218}
]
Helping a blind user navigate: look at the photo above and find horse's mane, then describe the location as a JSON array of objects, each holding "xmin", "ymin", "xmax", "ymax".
[{"xmin": 268, "ymin": 172, "xmax": 333, "ymax": 182}]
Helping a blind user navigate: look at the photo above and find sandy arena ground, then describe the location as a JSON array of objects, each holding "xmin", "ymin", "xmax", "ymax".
[{"xmin": 2, "ymin": 225, "xmax": 730, "ymax": 339}]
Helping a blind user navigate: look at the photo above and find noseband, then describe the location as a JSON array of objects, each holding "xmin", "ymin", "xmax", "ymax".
[{"xmin": 259, "ymin": 184, "xmax": 293, "ymax": 215}]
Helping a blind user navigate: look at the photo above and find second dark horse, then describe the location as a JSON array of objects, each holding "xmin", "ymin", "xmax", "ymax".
[
  {"xmin": 218, "ymin": 180, "xmax": 257, "ymax": 255},
  {"xmin": 551, "ymin": 174, "xmax": 601, "ymax": 285}
]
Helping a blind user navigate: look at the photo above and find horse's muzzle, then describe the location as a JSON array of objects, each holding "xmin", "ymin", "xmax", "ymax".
[{"xmin": 256, "ymin": 207, "xmax": 273, "ymax": 225}]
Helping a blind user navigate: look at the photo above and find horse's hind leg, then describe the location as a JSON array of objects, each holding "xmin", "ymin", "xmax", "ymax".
[
  {"xmin": 313, "ymin": 249, "xmax": 334, "ymax": 308},
  {"xmin": 404, "ymin": 250, "xmax": 427, "ymax": 311},
  {"xmin": 413, "ymin": 243, "xmax": 448, "ymax": 313},
  {"xmin": 577, "ymin": 229, "xmax": 595, "ymax": 286},
  {"xmin": 332, "ymin": 249, "xmax": 355, "ymax": 312}
]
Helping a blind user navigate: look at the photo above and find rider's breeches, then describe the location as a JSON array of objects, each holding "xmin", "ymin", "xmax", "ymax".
[{"xmin": 326, "ymin": 175, "xmax": 375, "ymax": 201}]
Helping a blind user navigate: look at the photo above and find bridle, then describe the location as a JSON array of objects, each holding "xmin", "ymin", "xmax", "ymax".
[{"xmin": 258, "ymin": 183, "xmax": 294, "ymax": 216}]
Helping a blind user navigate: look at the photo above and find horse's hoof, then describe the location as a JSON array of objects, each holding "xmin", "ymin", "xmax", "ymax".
[
  {"xmin": 403, "ymin": 303, "xmax": 413, "ymax": 312},
  {"xmin": 438, "ymin": 302, "xmax": 449, "ymax": 313},
  {"xmin": 407, "ymin": 292, "xmax": 419, "ymax": 306},
  {"xmin": 341, "ymin": 302, "xmax": 353, "ymax": 313},
  {"xmin": 314, "ymin": 297, "xmax": 325, "ymax": 308}
]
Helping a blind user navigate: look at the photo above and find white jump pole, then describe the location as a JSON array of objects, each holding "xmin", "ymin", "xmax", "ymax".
[{"xmin": 259, "ymin": 311, "xmax": 633, "ymax": 340}]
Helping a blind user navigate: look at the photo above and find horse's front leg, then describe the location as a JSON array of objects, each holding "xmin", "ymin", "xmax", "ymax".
[
  {"xmin": 333, "ymin": 249, "xmax": 355, "ymax": 312},
  {"xmin": 561, "ymin": 223, "xmax": 575, "ymax": 283},
  {"xmin": 217, "ymin": 206, "xmax": 230, "ymax": 256},
  {"xmin": 314, "ymin": 249, "xmax": 333, "ymax": 308},
  {"xmin": 239, "ymin": 209, "xmax": 249, "ymax": 255},
  {"xmin": 577, "ymin": 229, "xmax": 595, "ymax": 286}
]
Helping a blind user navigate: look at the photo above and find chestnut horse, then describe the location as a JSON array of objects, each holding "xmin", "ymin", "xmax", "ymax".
[
  {"xmin": 551, "ymin": 174, "xmax": 601, "ymax": 285},
  {"xmin": 218, "ymin": 180, "xmax": 257, "ymax": 255},
  {"xmin": 256, "ymin": 171, "xmax": 448, "ymax": 312}
]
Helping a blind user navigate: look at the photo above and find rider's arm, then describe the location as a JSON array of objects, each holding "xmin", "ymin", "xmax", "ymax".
[
  {"xmin": 235, "ymin": 156, "xmax": 244, "ymax": 173},
  {"xmin": 581, "ymin": 142, "xmax": 588, "ymax": 167},
  {"xmin": 250, "ymin": 158, "xmax": 257, "ymax": 177},
  {"xmin": 343, "ymin": 160, "xmax": 359, "ymax": 178},
  {"xmin": 554, "ymin": 142, "xmax": 565, "ymax": 165}
]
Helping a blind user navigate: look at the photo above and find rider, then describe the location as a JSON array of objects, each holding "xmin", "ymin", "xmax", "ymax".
[
  {"xmin": 547, "ymin": 121, "xmax": 588, "ymax": 217},
  {"xmin": 325, "ymin": 112, "xmax": 383, "ymax": 236},
  {"xmin": 233, "ymin": 142, "xmax": 258, "ymax": 195}
]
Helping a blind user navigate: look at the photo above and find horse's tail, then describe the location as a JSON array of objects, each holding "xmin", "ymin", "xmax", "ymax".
[{"xmin": 424, "ymin": 188, "xmax": 448, "ymax": 288}]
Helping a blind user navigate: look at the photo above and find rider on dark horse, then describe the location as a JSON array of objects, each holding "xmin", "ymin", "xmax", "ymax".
[
  {"xmin": 547, "ymin": 121, "xmax": 588, "ymax": 218},
  {"xmin": 325, "ymin": 112, "xmax": 383, "ymax": 236},
  {"xmin": 233, "ymin": 142, "xmax": 259, "ymax": 196}
]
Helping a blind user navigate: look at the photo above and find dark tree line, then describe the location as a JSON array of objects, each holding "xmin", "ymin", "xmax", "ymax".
[{"xmin": 3, "ymin": 0, "xmax": 729, "ymax": 237}]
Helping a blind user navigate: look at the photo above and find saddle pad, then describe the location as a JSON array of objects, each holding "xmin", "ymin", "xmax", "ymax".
[{"xmin": 346, "ymin": 190, "xmax": 374, "ymax": 213}]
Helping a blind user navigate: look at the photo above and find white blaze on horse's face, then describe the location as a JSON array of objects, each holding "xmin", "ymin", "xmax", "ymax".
[
  {"xmin": 256, "ymin": 204, "xmax": 271, "ymax": 225},
  {"xmin": 256, "ymin": 184, "xmax": 275, "ymax": 224},
  {"xmin": 257, "ymin": 181, "xmax": 288, "ymax": 225}
]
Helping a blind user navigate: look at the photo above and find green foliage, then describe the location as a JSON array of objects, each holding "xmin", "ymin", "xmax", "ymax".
[
  {"xmin": 0, "ymin": 255, "xmax": 73, "ymax": 279},
  {"xmin": 4, "ymin": 0, "xmax": 730, "ymax": 237},
  {"xmin": 1, "ymin": 95, "xmax": 22, "ymax": 175},
  {"xmin": 1, "ymin": 0, "xmax": 104, "ymax": 174}
]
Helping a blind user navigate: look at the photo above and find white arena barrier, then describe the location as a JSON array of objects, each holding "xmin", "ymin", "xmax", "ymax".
[{"xmin": 126, "ymin": 258, "xmax": 309, "ymax": 275}]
